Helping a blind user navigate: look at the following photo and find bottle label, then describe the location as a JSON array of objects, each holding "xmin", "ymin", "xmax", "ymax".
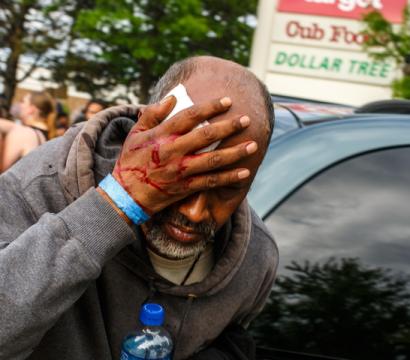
[{"xmin": 120, "ymin": 350, "xmax": 171, "ymax": 360}]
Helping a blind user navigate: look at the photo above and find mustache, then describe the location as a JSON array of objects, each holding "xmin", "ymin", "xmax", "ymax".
[{"xmin": 153, "ymin": 208, "xmax": 217, "ymax": 239}]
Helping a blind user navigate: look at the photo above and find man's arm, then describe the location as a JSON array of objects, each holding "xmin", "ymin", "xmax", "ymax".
[
  {"xmin": 0, "ymin": 120, "xmax": 20, "ymax": 173},
  {"xmin": 0, "ymin": 171, "xmax": 136, "ymax": 360},
  {"xmin": 1, "ymin": 127, "xmax": 25, "ymax": 172},
  {"xmin": 0, "ymin": 118, "xmax": 16, "ymax": 135}
]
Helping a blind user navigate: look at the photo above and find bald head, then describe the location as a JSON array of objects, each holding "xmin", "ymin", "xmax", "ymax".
[{"xmin": 149, "ymin": 56, "xmax": 274, "ymax": 150}]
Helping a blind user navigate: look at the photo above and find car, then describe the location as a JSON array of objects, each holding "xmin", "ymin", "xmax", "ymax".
[{"xmin": 249, "ymin": 98, "xmax": 410, "ymax": 360}]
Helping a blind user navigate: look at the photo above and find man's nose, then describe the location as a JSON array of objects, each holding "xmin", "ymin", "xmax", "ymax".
[{"xmin": 177, "ymin": 192, "xmax": 211, "ymax": 224}]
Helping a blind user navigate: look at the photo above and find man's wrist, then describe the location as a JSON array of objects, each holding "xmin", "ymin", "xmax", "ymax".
[
  {"xmin": 98, "ymin": 174, "xmax": 150, "ymax": 226},
  {"xmin": 96, "ymin": 186, "xmax": 133, "ymax": 227}
]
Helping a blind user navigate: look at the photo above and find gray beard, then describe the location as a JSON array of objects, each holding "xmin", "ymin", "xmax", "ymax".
[
  {"xmin": 145, "ymin": 225, "xmax": 211, "ymax": 260},
  {"xmin": 144, "ymin": 208, "xmax": 216, "ymax": 260}
]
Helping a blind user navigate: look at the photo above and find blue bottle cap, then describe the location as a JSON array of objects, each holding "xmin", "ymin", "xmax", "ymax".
[{"xmin": 139, "ymin": 303, "xmax": 165, "ymax": 326}]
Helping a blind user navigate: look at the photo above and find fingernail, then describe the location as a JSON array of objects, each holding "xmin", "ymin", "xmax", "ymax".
[
  {"xmin": 246, "ymin": 142, "xmax": 258, "ymax": 154},
  {"xmin": 238, "ymin": 169, "xmax": 250, "ymax": 179},
  {"xmin": 160, "ymin": 95, "xmax": 174, "ymax": 104},
  {"xmin": 220, "ymin": 97, "xmax": 232, "ymax": 107},
  {"xmin": 240, "ymin": 116, "xmax": 250, "ymax": 127}
]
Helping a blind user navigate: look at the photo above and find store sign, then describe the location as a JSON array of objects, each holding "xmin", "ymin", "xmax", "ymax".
[
  {"xmin": 277, "ymin": 0, "xmax": 407, "ymax": 23},
  {"xmin": 268, "ymin": 44, "xmax": 394, "ymax": 85},
  {"xmin": 272, "ymin": 14, "xmax": 367, "ymax": 50}
]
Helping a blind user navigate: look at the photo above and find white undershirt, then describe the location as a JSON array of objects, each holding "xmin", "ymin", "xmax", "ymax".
[{"xmin": 147, "ymin": 243, "xmax": 214, "ymax": 285}]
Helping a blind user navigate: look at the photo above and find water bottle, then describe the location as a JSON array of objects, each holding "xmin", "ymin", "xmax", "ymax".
[{"xmin": 120, "ymin": 303, "xmax": 173, "ymax": 360}]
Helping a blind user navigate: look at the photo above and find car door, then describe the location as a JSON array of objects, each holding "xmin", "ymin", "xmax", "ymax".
[{"xmin": 251, "ymin": 147, "xmax": 410, "ymax": 360}]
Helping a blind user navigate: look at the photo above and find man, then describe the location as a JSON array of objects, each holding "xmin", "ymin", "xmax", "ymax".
[{"xmin": 0, "ymin": 56, "xmax": 277, "ymax": 360}]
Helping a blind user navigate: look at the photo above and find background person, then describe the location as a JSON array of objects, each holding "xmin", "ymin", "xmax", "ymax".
[
  {"xmin": 0, "ymin": 90, "xmax": 56, "ymax": 172},
  {"xmin": 72, "ymin": 98, "xmax": 109, "ymax": 124},
  {"xmin": 55, "ymin": 102, "xmax": 70, "ymax": 136}
]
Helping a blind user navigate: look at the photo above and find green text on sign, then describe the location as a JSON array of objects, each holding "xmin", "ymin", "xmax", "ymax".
[{"xmin": 274, "ymin": 51, "xmax": 391, "ymax": 78}]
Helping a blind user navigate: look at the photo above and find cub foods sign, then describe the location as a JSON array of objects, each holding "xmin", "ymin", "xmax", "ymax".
[{"xmin": 250, "ymin": 0, "xmax": 408, "ymax": 105}]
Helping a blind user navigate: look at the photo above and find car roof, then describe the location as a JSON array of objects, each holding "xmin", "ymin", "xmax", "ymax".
[
  {"xmin": 249, "ymin": 114, "xmax": 410, "ymax": 218},
  {"xmin": 272, "ymin": 98, "xmax": 355, "ymax": 141}
]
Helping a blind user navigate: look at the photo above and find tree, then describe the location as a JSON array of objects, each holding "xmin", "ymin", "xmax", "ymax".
[
  {"xmin": 361, "ymin": 6, "xmax": 410, "ymax": 98},
  {"xmin": 250, "ymin": 258, "xmax": 410, "ymax": 360},
  {"xmin": 54, "ymin": 0, "xmax": 257, "ymax": 103},
  {"xmin": 0, "ymin": 0, "xmax": 84, "ymax": 109}
]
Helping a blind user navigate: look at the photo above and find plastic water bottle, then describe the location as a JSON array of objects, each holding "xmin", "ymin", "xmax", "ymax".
[{"xmin": 120, "ymin": 303, "xmax": 173, "ymax": 360}]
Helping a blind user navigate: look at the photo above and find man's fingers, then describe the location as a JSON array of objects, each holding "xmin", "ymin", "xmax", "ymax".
[
  {"xmin": 182, "ymin": 141, "xmax": 258, "ymax": 176},
  {"xmin": 170, "ymin": 115, "xmax": 250, "ymax": 155},
  {"xmin": 159, "ymin": 97, "xmax": 232, "ymax": 135},
  {"xmin": 134, "ymin": 96, "xmax": 176, "ymax": 131},
  {"xmin": 185, "ymin": 168, "xmax": 251, "ymax": 192}
]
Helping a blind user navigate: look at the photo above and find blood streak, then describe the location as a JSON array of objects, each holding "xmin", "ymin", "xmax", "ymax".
[
  {"xmin": 151, "ymin": 144, "xmax": 161, "ymax": 166},
  {"xmin": 117, "ymin": 133, "xmax": 186, "ymax": 196},
  {"xmin": 120, "ymin": 165, "xmax": 170, "ymax": 195}
]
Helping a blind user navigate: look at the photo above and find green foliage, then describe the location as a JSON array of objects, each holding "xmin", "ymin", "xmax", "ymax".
[
  {"xmin": 1, "ymin": 0, "xmax": 257, "ymax": 105},
  {"xmin": 361, "ymin": 6, "xmax": 410, "ymax": 99},
  {"xmin": 362, "ymin": 7, "xmax": 410, "ymax": 64},
  {"xmin": 0, "ymin": 0, "xmax": 87, "ymax": 107},
  {"xmin": 250, "ymin": 258, "xmax": 410, "ymax": 360},
  {"xmin": 393, "ymin": 76, "xmax": 410, "ymax": 98},
  {"xmin": 54, "ymin": 0, "xmax": 257, "ymax": 102}
]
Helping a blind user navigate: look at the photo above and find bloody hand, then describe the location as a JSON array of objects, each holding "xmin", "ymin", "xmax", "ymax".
[{"xmin": 112, "ymin": 96, "xmax": 257, "ymax": 215}]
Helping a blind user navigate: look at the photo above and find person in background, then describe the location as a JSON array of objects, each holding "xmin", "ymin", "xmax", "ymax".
[
  {"xmin": 84, "ymin": 98, "xmax": 108, "ymax": 120},
  {"xmin": 0, "ymin": 90, "xmax": 56, "ymax": 173},
  {"xmin": 55, "ymin": 102, "xmax": 70, "ymax": 136},
  {"xmin": 0, "ymin": 95, "xmax": 9, "ymax": 119},
  {"xmin": 56, "ymin": 111, "xmax": 69, "ymax": 136},
  {"xmin": 72, "ymin": 98, "xmax": 109, "ymax": 124}
]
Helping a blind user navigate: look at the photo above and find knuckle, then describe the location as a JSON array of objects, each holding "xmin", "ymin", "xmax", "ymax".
[
  {"xmin": 206, "ymin": 174, "xmax": 218, "ymax": 188},
  {"xmin": 186, "ymin": 106, "xmax": 200, "ymax": 120},
  {"xmin": 202, "ymin": 126, "xmax": 217, "ymax": 142},
  {"xmin": 208, "ymin": 154, "xmax": 221, "ymax": 168}
]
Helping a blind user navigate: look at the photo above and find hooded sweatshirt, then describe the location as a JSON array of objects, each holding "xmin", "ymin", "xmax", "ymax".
[{"xmin": 0, "ymin": 105, "xmax": 279, "ymax": 360}]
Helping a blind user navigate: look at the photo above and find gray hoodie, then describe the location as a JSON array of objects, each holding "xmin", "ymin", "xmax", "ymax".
[{"xmin": 0, "ymin": 106, "xmax": 278, "ymax": 360}]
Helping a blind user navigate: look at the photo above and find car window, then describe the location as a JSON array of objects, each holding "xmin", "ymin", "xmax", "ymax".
[{"xmin": 251, "ymin": 147, "xmax": 410, "ymax": 360}]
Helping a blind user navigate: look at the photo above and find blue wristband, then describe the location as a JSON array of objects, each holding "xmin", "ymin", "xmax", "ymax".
[{"xmin": 99, "ymin": 174, "xmax": 150, "ymax": 225}]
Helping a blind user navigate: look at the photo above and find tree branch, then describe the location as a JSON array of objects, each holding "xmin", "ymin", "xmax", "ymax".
[{"xmin": 17, "ymin": 53, "xmax": 43, "ymax": 82}]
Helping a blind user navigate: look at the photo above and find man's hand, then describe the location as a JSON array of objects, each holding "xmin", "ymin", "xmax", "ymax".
[{"xmin": 112, "ymin": 96, "xmax": 257, "ymax": 215}]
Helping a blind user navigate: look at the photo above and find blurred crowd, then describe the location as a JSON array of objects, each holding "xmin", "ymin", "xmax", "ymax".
[{"xmin": 0, "ymin": 92, "xmax": 108, "ymax": 173}]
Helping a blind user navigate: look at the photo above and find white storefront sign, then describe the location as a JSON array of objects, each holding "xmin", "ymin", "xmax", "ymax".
[{"xmin": 250, "ymin": 0, "xmax": 408, "ymax": 106}]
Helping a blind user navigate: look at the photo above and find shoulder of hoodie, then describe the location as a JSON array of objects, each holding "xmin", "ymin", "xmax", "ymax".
[
  {"xmin": 247, "ymin": 205, "xmax": 279, "ymax": 268},
  {"xmin": 5, "ymin": 125, "xmax": 84, "ymax": 219},
  {"xmin": 7, "ymin": 124, "xmax": 83, "ymax": 191}
]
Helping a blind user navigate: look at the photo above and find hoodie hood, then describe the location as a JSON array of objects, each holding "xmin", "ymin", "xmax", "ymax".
[{"xmin": 57, "ymin": 105, "xmax": 252, "ymax": 298}]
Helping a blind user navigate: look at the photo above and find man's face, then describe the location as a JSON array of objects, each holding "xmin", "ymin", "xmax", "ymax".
[{"xmin": 143, "ymin": 61, "xmax": 268, "ymax": 260}]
